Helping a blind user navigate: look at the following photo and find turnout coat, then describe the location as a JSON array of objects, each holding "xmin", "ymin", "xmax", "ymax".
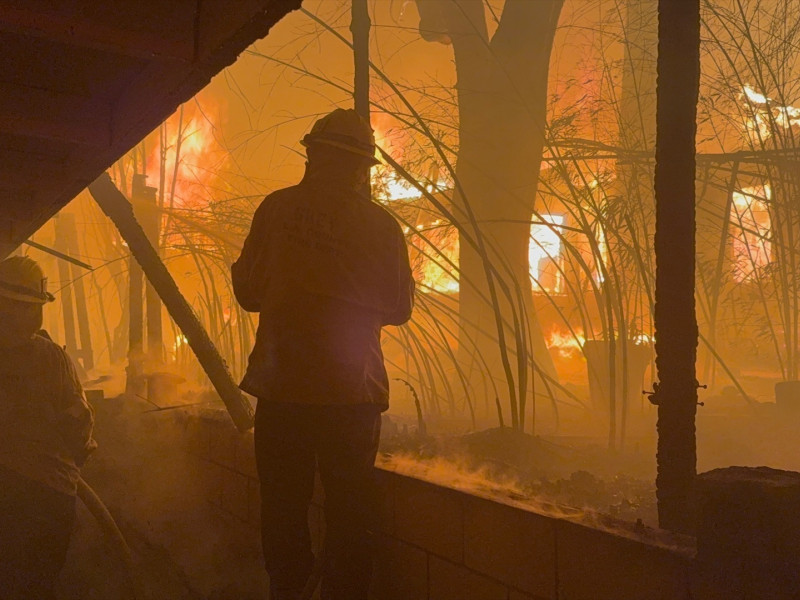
[{"xmin": 232, "ymin": 173, "xmax": 414, "ymax": 409}]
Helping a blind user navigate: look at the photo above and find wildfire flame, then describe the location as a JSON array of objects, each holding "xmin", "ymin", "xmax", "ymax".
[
  {"xmin": 145, "ymin": 100, "xmax": 225, "ymax": 210},
  {"xmin": 172, "ymin": 333, "xmax": 188, "ymax": 353},
  {"xmin": 741, "ymin": 85, "xmax": 800, "ymax": 141},
  {"xmin": 371, "ymin": 119, "xmax": 457, "ymax": 292},
  {"xmin": 530, "ymin": 214, "xmax": 565, "ymax": 293},
  {"xmin": 731, "ymin": 185, "xmax": 771, "ymax": 283},
  {"xmin": 547, "ymin": 326, "xmax": 585, "ymax": 358}
]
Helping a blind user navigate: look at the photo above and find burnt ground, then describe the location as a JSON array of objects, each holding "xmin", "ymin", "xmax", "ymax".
[
  {"xmin": 380, "ymin": 423, "xmax": 659, "ymax": 525},
  {"xmin": 379, "ymin": 396, "xmax": 800, "ymax": 528}
]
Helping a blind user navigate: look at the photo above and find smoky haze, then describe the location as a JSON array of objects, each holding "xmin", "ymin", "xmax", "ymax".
[{"xmin": 30, "ymin": 0, "xmax": 800, "ymax": 545}]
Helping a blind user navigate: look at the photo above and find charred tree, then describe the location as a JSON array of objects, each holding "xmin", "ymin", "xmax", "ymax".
[
  {"xmin": 653, "ymin": 0, "xmax": 701, "ymax": 534},
  {"xmin": 89, "ymin": 174, "xmax": 255, "ymax": 432},
  {"xmin": 415, "ymin": 0, "xmax": 563, "ymax": 429}
]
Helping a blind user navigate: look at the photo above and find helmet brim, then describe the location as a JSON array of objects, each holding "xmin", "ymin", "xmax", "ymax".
[
  {"xmin": 0, "ymin": 290, "xmax": 56, "ymax": 304},
  {"xmin": 301, "ymin": 137, "xmax": 380, "ymax": 165},
  {"xmin": 0, "ymin": 288, "xmax": 54, "ymax": 304}
]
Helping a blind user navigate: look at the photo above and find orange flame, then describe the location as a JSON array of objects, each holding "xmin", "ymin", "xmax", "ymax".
[
  {"xmin": 547, "ymin": 325, "xmax": 585, "ymax": 358},
  {"xmin": 146, "ymin": 99, "xmax": 226, "ymax": 210}
]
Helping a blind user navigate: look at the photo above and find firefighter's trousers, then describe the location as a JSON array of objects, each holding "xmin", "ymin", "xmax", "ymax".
[{"xmin": 255, "ymin": 401, "xmax": 381, "ymax": 600}]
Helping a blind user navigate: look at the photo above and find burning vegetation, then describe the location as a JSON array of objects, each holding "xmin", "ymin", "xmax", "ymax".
[{"xmin": 26, "ymin": 0, "xmax": 800, "ymax": 534}]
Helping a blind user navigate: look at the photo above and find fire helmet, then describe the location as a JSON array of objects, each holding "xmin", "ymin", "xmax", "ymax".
[
  {"xmin": 0, "ymin": 256, "xmax": 55, "ymax": 304},
  {"xmin": 301, "ymin": 108, "xmax": 380, "ymax": 165}
]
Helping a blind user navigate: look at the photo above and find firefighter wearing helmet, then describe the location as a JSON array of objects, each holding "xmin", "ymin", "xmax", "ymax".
[
  {"xmin": 0, "ymin": 256, "xmax": 96, "ymax": 599},
  {"xmin": 232, "ymin": 108, "xmax": 414, "ymax": 600}
]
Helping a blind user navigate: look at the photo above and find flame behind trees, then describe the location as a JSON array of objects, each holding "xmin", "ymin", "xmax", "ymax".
[
  {"xmin": 58, "ymin": 0, "xmax": 800, "ymax": 439},
  {"xmin": 414, "ymin": 0, "xmax": 565, "ymax": 431}
]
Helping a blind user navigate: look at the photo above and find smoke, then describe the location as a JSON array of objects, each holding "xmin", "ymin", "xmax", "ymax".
[
  {"xmin": 378, "ymin": 451, "xmax": 689, "ymax": 552},
  {"xmin": 63, "ymin": 396, "xmax": 267, "ymax": 599}
]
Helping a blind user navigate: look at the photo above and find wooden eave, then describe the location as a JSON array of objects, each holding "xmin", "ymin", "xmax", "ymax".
[{"xmin": 0, "ymin": 0, "xmax": 301, "ymax": 257}]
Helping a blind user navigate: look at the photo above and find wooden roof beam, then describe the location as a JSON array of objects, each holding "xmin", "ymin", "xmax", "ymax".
[
  {"xmin": 0, "ymin": 82, "xmax": 112, "ymax": 147},
  {"xmin": 0, "ymin": 1, "xmax": 196, "ymax": 62}
]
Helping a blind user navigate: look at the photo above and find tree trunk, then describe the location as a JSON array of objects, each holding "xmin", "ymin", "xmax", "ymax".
[
  {"xmin": 653, "ymin": 0, "xmax": 701, "ymax": 534},
  {"xmin": 417, "ymin": 0, "xmax": 563, "ymax": 429}
]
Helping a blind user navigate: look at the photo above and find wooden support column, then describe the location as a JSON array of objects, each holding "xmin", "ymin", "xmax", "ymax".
[
  {"xmin": 350, "ymin": 0, "xmax": 372, "ymax": 202},
  {"xmin": 350, "ymin": 0, "xmax": 370, "ymax": 121},
  {"xmin": 54, "ymin": 213, "xmax": 94, "ymax": 371},
  {"xmin": 89, "ymin": 173, "xmax": 254, "ymax": 432},
  {"xmin": 65, "ymin": 213, "xmax": 94, "ymax": 371},
  {"xmin": 133, "ymin": 176, "xmax": 164, "ymax": 365},
  {"xmin": 128, "ymin": 175, "xmax": 147, "ymax": 395},
  {"xmin": 54, "ymin": 214, "xmax": 78, "ymax": 359},
  {"xmin": 653, "ymin": 0, "xmax": 701, "ymax": 533}
]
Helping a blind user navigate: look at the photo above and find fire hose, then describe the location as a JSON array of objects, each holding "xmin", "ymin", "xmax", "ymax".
[
  {"xmin": 79, "ymin": 471, "xmax": 323, "ymax": 600},
  {"xmin": 79, "ymin": 473, "xmax": 337, "ymax": 600},
  {"xmin": 76, "ymin": 477, "xmax": 140, "ymax": 600}
]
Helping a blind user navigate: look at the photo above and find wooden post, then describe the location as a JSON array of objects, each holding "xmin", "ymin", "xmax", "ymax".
[
  {"xmin": 128, "ymin": 175, "xmax": 147, "ymax": 395},
  {"xmin": 89, "ymin": 173, "xmax": 254, "ymax": 432},
  {"xmin": 133, "ymin": 177, "xmax": 164, "ymax": 365},
  {"xmin": 351, "ymin": 0, "xmax": 372, "ymax": 202},
  {"xmin": 54, "ymin": 214, "xmax": 78, "ymax": 358},
  {"xmin": 351, "ymin": 0, "xmax": 370, "ymax": 121},
  {"xmin": 54, "ymin": 213, "xmax": 94, "ymax": 371},
  {"xmin": 653, "ymin": 0, "xmax": 701, "ymax": 534},
  {"xmin": 65, "ymin": 214, "xmax": 94, "ymax": 371}
]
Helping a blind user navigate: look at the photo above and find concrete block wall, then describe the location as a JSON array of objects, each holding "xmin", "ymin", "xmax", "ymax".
[
  {"xmin": 185, "ymin": 410, "xmax": 260, "ymax": 526},
  {"xmin": 182, "ymin": 409, "xmax": 694, "ymax": 600}
]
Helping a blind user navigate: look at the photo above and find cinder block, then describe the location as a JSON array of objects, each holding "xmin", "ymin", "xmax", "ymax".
[
  {"xmin": 429, "ymin": 555, "xmax": 508, "ymax": 600},
  {"xmin": 184, "ymin": 417, "xmax": 211, "ymax": 458},
  {"xmin": 695, "ymin": 467, "xmax": 800, "ymax": 598},
  {"xmin": 371, "ymin": 536, "xmax": 428, "ymax": 600},
  {"xmin": 180, "ymin": 453, "xmax": 206, "ymax": 489},
  {"xmin": 556, "ymin": 520, "xmax": 691, "ymax": 600},
  {"xmin": 375, "ymin": 468, "xmax": 395, "ymax": 535},
  {"xmin": 207, "ymin": 417, "xmax": 238, "ymax": 470},
  {"xmin": 203, "ymin": 459, "xmax": 227, "ymax": 508},
  {"xmin": 221, "ymin": 468, "xmax": 249, "ymax": 522},
  {"xmin": 463, "ymin": 495, "xmax": 557, "ymax": 599},
  {"xmin": 234, "ymin": 430, "xmax": 258, "ymax": 479},
  {"xmin": 393, "ymin": 474, "xmax": 463, "ymax": 562}
]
